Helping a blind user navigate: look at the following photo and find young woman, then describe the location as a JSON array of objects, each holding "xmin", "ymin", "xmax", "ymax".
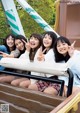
[
  {"xmin": 12, "ymin": 35, "xmax": 27, "ymax": 58},
  {"xmin": 0, "ymin": 35, "xmax": 27, "ymax": 83},
  {"xmin": 28, "ymin": 31, "xmax": 60, "ymax": 96},
  {"xmin": 54, "ymin": 36, "xmax": 80, "ymax": 95},
  {"xmin": 11, "ymin": 33, "xmax": 42, "ymax": 87},
  {"xmin": 0, "ymin": 34, "xmax": 16, "ymax": 70},
  {"xmin": 0, "ymin": 34, "xmax": 16, "ymax": 54}
]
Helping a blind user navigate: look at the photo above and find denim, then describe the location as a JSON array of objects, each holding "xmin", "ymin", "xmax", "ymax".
[{"xmin": 0, "ymin": 45, "xmax": 8, "ymax": 70}]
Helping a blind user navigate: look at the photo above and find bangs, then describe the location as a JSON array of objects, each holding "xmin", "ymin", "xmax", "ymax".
[
  {"xmin": 57, "ymin": 36, "xmax": 71, "ymax": 46},
  {"xmin": 57, "ymin": 39, "xmax": 65, "ymax": 44}
]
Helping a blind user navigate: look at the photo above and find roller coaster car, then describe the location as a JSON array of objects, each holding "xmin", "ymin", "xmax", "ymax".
[
  {"xmin": 54, "ymin": 0, "xmax": 80, "ymax": 48},
  {"xmin": 0, "ymin": 58, "xmax": 79, "ymax": 113}
]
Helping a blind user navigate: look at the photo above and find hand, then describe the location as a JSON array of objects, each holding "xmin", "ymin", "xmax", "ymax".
[
  {"xmin": 22, "ymin": 39, "xmax": 31, "ymax": 52},
  {"xmin": 0, "ymin": 51, "xmax": 3, "ymax": 56},
  {"xmin": 37, "ymin": 46, "xmax": 47, "ymax": 61},
  {"xmin": 0, "ymin": 51, "xmax": 10, "ymax": 57},
  {"xmin": 68, "ymin": 41, "xmax": 76, "ymax": 57}
]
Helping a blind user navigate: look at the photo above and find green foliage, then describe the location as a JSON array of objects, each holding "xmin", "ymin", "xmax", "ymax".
[
  {"xmin": 0, "ymin": 3, "xmax": 11, "ymax": 38},
  {"xmin": 0, "ymin": 0, "xmax": 56, "ymax": 38}
]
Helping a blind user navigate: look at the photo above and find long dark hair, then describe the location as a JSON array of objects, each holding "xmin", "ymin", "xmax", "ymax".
[
  {"xmin": 54, "ymin": 36, "xmax": 71, "ymax": 62},
  {"xmin": 3, "ymin": 34, "xmax": 16, "ymax": 53},
  {"xmin": 29, "ymin": 33, "xmax": 42, "ymax": 61},
  {"xmin": 41, "ymin": 31, "xmax": 57, "ymax": 54},
  {"xmin": 15, "ymin": 35, "xmax": 27, "ymax": 56}
]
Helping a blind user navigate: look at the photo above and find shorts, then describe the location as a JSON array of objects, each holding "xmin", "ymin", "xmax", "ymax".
[{"xmin": 36, "ymin": 80, "xmax": 60, "ymax": 93}]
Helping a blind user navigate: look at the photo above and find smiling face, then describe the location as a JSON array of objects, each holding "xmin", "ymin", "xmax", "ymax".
[
  {"xmin": 57, "ymin": 40, "xmax": 69, "ymax": 56},
  {"xmin": 29, "ymin": 36, "xmax": 39, "ymax": 49},
  {"xmin": 6, "ymin": 36, "xmax": 15, "ymax": 48},
  {"xmin": 43, "ymin": 34, "xmax": 52, "ymax": 49},
  {"xmin": 15, "ymin": 39, "xmax": 25, "ymax": 51}
]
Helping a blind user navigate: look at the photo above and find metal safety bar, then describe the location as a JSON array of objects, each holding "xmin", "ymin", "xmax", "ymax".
[
  {"xmin": 67, "ymin": 68, "xmax": 74, "ymax": 97},
  {"xmin": 0, "ymin": 70, "xmax": 64, "ymax": 96},
  {"xmin": 0, "ymin": 68, "xmax": 73, "ymax": 97}
]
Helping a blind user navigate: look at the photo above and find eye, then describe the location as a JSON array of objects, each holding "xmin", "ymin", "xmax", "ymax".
[
  {"xmin": 48, "ymin": 37, "xmax": 52, "ymax": 40},
  {"xmin": 15, "ymin": 43, "xmax": 18, "ymax": 47},
  {"xmin": 35, "ymin": 38, "xmax": 38, "ymax": 41},
  {"xmin": 57, "ymin": 45, "xmax": 60, "ymax": 47},
  {"xmin": 62, "ymin": 43, "xmax": 66, "ymax": 45},
  {"xmin": 30, "ymin": 37, "xmax": 33, "ymax": 39},
  {"xmin": 44, "ymin": 36, "xmax": 46, "ymax": 39}
]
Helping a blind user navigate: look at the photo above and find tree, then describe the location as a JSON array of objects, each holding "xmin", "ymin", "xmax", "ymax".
[{"xmin": 0, "ymin": 0, "xmax": 56, "ymax": 38}]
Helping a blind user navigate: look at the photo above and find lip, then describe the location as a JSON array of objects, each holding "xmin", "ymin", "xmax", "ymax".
[
  {"xmin": 30, "ymin": 44, "xmax": 35, "ymax": 46},
  {"xmin": 59, "ymin": 49, "xmax": 67, "ymax": 54},
  {"xmin": 30, "ymin": 42, "xmax": 35, "ymax": 45},
  {"xmin": 43, "ymin": 42, "xmax": 49, "ymax": 45}
]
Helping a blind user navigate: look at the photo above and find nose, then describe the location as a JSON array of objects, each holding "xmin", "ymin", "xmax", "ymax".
[
  {"xmin": 32, "ymin": 38, "xmax": 35, "ymax": 41},
  {"xmin": 17, "ymin": 44, "xmax": 21, "ymax": 48},
  {"xmin": 45, "ymin": 37, "xmax": 48, "ymax": 40},
  {"xmin": 60, "ymin": 45, "xmax": 63, "ymax": 48},
  {"xmin": 58, "ymin": 45, "xmax": 64, "ymax": 50}
]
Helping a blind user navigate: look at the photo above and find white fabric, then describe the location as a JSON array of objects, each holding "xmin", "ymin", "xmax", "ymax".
[
  {"xmin": 11, "ymin": 49, "xmax": 20, "ymax": 58},
  {"xmin": 67, "ymin": 50, "xmax": 80, "ymax": 87},
  {"xmin": 31, "ymin": 48, "xmax": 57, "ymax": 84},
  {"xmin": 34, "ymin": 48, "xmax": 55, "ymax": 62},
  {"xmin": 58, "ymin": 50, "xmax": 80, "ymax": 86},
  {"xmin": 19, "ymin": 50, "xmax": 29, "ymax": 59}
]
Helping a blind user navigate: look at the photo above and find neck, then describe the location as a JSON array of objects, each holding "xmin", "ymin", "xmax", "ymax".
[
  {"xmin": 46, "ymin": 47, "xmax": 50, "ymax": 51},
  {"xmin": 63, "ymin": 53, "xmax": 67, "ymax": 57}
]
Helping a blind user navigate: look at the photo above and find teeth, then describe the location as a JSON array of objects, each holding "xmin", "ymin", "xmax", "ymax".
[
  {"xmin": 44, "ymin": 42, "xmax": 48, "ymax": 44},
  {"xmin": 31, "ymin": 43, "xmax": 35, "ymax": 45}
]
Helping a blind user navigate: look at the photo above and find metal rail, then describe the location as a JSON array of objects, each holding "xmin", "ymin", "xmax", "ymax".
[
  {"xmin": 0, "ymin": 68, "xmax": 73, "ymax": 97},
  {"xmin": 0, "ymin": 70, "xmax": 64, "ymax": 96}
]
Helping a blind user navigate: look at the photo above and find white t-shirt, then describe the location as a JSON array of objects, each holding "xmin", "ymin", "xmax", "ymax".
[{"xmin": 31, "ymin": 48, "xmax": 56, "ymax": 84}]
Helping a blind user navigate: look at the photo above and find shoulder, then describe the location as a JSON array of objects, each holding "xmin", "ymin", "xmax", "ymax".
[
  {"xmin": 72, "ymin": 50, "xmax": 80, "ymax": 57},
  {"xmin": 45, "ymin": 49, "xmax": 55, "ymax": 61},
  {"xmin": 74, "ymin": 50, "xmax": 80, "ymax": 54},
  {"xmin": 19, "ymin": 50, "xmax": 29, "ymax": 59},
  {"xmin": 36, "ymin": 48, "xmax": 40, "ymax": 53},
  {"xmin": 46, "ymin": 49, "xmax": 54, "ymax": 55},
  {"xmin": 11, "ymin": 49, "xmax": 20, "ymax": 58},
  {"xmin": 67, "ymin": 50, "xmax": 80, "ymax": 66},
  {"xmin": 34, "ymin": 48, "xmax": 40, "ymax": 56}
]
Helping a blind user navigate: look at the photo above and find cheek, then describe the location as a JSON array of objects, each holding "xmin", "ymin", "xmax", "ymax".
[
  {"xmin": 57, "ymin": 47, "xmax": 60, "ymax": 52},
  {"xmin": 16, "ymin": 45, "xmax": 19, "ymax": 49},
  {"xmin": 11, "ymin": 41, "xmax": 15, "ymax": 45},
  {"xmin": 21, "ymin": 43, "xmax": 25, "ymax": 49},
  {"xmin": 35, "ymin": 41, "xmax": 39, "ymax": 47},
  {"xmin": 49, "ymin": 40, "xmax": 52, "ymax": 45},
  {"xmin": 21, "ymin": 43, "xmax": 24, "ymax": 47},
  {"xmin": 6, "ymin": 40, "xmax": 9, "ymax": 44},
  {"xmin": 47, "ymin": 41, "xmax": 52, "ymax": 48},
  {"xmin": 12, "ymin": 40, "xmax": 14, "ymax": 43}
]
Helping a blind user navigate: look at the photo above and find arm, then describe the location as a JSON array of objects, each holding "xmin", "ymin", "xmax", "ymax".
[
  {"xmin": 10, "ymin": 49, "xmax": 20, "ymax": 58},
  {"xmin": 0, "ymin": 45, "xmax": 8, "ymax": 53},
  {"xmin": 0, "ymin": 49, "xmax": 20, "ymax": 58}
]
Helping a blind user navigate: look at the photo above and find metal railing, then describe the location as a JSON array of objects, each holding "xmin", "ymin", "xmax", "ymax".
[{"xmin": 0, "ymin": 68, "xmax": 74, "ymax": 97}]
